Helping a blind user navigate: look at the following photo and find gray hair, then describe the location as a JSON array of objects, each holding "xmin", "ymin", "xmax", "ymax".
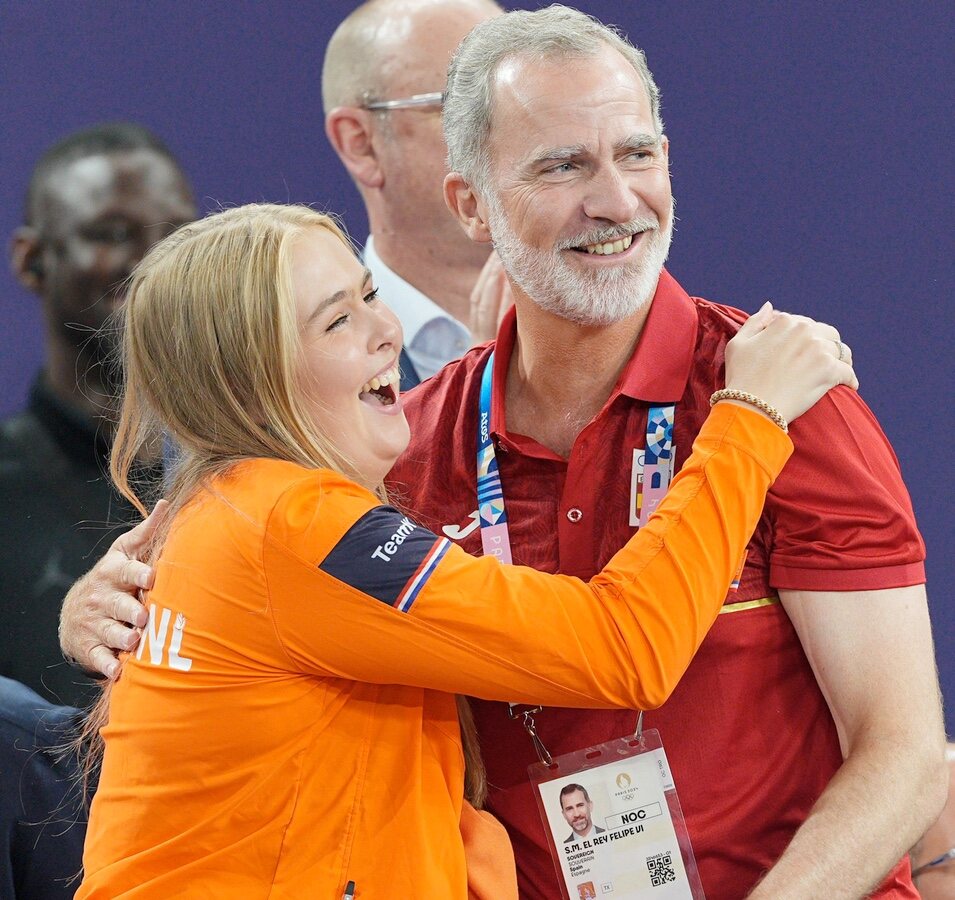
[{"xmin": 444, "ymin": 4, "xmax": 664, "ymax": 191}]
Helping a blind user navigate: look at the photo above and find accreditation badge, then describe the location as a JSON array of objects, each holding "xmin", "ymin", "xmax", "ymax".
[{"xmin": 528, "ymin": 729, "xmax": 704, "ymax": 900}]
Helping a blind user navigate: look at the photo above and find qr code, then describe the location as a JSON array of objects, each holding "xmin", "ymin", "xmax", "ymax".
[{"xmin": 646, "ymin": 851, "xmax": 676, "ymax": 887}]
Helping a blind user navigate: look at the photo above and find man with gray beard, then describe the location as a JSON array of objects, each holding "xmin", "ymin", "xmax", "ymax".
[
  {"xmin": 394, "ymin": 6, "xmax": 943, "ymax": 899},
  {"xmin": 488, "ymin": 191, "xmax": 670, "ymax": 328}
]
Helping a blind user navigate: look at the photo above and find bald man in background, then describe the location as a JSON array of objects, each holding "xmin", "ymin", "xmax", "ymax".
[{"xmin": 322, "ymin": 0, "xmax": 509, "ymax": 387}]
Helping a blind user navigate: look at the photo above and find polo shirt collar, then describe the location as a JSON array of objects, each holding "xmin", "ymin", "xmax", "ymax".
[
  {"xmin": 616, "ymin": 268, "xmax": 698, "ymax": 403},
  {"xmin": 490, "ymin": 268, "xmax": 698, "ymax": 436}
]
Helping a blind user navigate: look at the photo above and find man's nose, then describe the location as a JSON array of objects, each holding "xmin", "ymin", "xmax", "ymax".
[{"xmin": 582, "ymin": 165, "xmax": 641, "ymax": 224}]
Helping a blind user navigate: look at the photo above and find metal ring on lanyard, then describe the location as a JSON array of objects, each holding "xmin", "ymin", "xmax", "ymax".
[{"xmin": 508, "ymin": 704, "xmax": 553, "ymax": 766}]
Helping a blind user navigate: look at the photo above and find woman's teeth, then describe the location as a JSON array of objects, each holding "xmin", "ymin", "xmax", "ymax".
[
  {"xmin": 583, "ymin": 234, "xmax": 634, "ymax": 255},
  {"xmin": 360, "ymin": 364, "xmax": 400, "ymax": 397}
]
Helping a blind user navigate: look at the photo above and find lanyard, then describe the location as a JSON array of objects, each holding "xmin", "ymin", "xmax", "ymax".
[
  {"xmin": 636, "ymin": 403, "xmax": 676, "ymax": 527},
  {"xmin": 476, "ymin": 352, "xmax": 675, "ymax": 550},
  {"xmin": 477, "ymin": 351, "xmax": 513, "ymax": 563},
  {"xmin": 478, "ymin": 350, "xmax": 675, "ymax": 763}
]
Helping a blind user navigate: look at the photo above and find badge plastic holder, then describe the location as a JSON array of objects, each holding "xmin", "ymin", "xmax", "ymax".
[{"xmin": 528, "ymin": 728, "xmax": 705, "ymax": 899}]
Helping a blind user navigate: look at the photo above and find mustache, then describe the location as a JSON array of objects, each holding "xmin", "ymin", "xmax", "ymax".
[{"xmin": 557, "ymin": 218, "xmax": 659, "ymax": 251}]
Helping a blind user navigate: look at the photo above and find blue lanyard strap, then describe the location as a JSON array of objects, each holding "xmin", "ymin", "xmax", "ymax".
[
  {"xmin": 484, "ymin": 350, "xmax": 675, "ymax": 738},
  {"xmin": 477, "ymin": 351, "xmax": 513, "ymax": 563},
  {"xmin": 476, "ymin": 350, "xmax": 675, "ymax": 559}
]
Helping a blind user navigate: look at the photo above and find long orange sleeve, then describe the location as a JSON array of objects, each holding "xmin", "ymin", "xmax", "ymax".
[{"xmin": 267, "ymin": 402, "xmax": 790, "ymax": 709}]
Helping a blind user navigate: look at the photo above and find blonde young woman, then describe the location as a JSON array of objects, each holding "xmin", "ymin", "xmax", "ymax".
[{"xmin": 76, "ymin": 204, "xmax": 856, "ymax": 898}]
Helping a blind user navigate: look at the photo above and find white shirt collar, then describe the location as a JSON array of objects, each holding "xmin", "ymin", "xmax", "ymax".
[
  {"xmin": 363, "ymin": 237, "xmax": 472, "ymax": 380},
  {"xmin": 363, "ymin": 236, "xmax": 468, "ymax": 346}
]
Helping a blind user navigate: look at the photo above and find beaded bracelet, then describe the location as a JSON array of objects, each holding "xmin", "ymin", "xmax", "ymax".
[{"xmin": 709, "ymin": 389, "xmax": 788, "ymax": 434}]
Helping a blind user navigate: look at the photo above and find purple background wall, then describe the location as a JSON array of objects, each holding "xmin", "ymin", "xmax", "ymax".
[{"xmin": 1, "ymin": 1, "xmax": 952, "ymax": 727}]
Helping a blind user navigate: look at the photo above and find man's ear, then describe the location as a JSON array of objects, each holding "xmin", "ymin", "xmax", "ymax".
[
  {"xmin": 325, "ymin": 107, "xmax": 384, "ymax": 189},
  {"xmin": 10, "ymin": 226, "xmax": 45, "ymax": 292},
  {"xmin": 444, "ymin": 172, "xmax": 492, "ymax": 244}
]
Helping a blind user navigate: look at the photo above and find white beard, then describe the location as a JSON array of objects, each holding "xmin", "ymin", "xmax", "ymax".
[{"xmin": 487, "ymin": 198, "xmax": 674, "ymax": 327}]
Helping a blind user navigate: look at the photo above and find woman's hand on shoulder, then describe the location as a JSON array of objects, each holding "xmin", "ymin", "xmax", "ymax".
[{"xmin": 723, "ymin": 301, "xmax": 858, "ymax": 426}]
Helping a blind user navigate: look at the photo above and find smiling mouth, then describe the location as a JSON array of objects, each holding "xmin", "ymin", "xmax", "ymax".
[
  {"xmin": 567, "ymin": 232, "xmax": 639, "ymax": 256},
  {"xmin": 582, "ymin": 234, "xmax": 634, "ymax": 255},
  {"xmin": 359, "ymin": 364, "xmax": 400, "ymax": 406}
]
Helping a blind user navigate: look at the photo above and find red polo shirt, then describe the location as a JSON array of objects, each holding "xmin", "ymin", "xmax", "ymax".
[{"xmin": 390, "ymin": 269, "xmax": 925, "ymax": 899}]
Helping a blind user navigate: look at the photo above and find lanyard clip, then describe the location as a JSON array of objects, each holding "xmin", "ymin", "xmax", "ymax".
[{"xmin": 508, "ymin": 704, "xmax": 553, "ymax": 765}]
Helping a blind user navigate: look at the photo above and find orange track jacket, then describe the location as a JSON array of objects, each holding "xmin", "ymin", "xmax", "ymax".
[{"xmin": 79, "ymin": 404, "xmax": 790, "ymax": 897}]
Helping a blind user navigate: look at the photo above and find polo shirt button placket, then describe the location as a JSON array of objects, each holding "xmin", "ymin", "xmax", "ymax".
[{"xmin": 566, "ymin": 507, "xmax": 583, "ymax": 523}]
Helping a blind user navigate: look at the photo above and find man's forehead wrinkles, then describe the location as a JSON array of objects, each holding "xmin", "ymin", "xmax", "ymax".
[{"xmin": 500, "ymin": 96, "xmax": 655, "ymax": 141}]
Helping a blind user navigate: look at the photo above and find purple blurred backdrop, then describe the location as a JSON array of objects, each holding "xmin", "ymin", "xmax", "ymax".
[{"xmin": 1, "ymin": 1, "xmax": 952, "ymax": 726}]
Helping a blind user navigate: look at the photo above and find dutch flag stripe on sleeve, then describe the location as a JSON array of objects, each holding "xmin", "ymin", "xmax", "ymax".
[
  {"xmin": 319, "ymin": 506, "xmax": 451, "ymax": 612},
  {"xmin": 395, "ymin": 538, "xmax": 451, "ymax": 612}
]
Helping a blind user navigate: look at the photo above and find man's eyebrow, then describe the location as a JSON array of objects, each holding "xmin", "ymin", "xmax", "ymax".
[
  {"xmin": 310, "ymin": 267, "xmax": 372, "ymax": 320},
  {"xmin": 527, "ymin": 144, "xmax": 589, "ymax": 167},
  {"xmin": 527, "ymin": 134, "xmax": 661, "ymax": 169},
  {"xmin": 616, "ymin": 133, "xmax": 661, "ymax": 152}
]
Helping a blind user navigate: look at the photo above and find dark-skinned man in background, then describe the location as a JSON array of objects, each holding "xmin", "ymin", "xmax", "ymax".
[{"xmin": 2, "ymin": 123, "xmax": 195, "ymax": 708}]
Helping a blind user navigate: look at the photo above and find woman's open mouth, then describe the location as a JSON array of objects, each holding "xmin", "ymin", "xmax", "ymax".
[{"xmin": 359, "ymin": 363, "xmax": 400, "ymax": 406}]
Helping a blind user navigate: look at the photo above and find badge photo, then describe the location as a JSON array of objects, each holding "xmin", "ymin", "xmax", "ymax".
[{"xmin": 528, "ymin": 729, "xmax": 705, "ymax": 900}]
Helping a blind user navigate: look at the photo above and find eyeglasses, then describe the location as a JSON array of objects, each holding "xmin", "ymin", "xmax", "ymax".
[{"xmin": 361, "ymin": 92, "xmax": 444, "ymax": 112}]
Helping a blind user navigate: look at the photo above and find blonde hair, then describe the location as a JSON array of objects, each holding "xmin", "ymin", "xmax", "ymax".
[
  {"xmin": 80, "ymin": 203, "xmax": 488, "ymax": 805},
  {"xmin": 77, "ymin": 204, "xmax": 362, "ymax": 794},
  {"xmin": 112, "ymin": 203, "xmax": 371, "ymax": 521}
]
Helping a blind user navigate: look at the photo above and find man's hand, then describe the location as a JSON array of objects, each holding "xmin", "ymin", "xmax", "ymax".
[
  {"xmin": 469, "ymin": 250, "xmax": 513, "ymax": 345},
  {"xmin": 59, "ymin": 500, "xmax": 169, "ymax": 679}
]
